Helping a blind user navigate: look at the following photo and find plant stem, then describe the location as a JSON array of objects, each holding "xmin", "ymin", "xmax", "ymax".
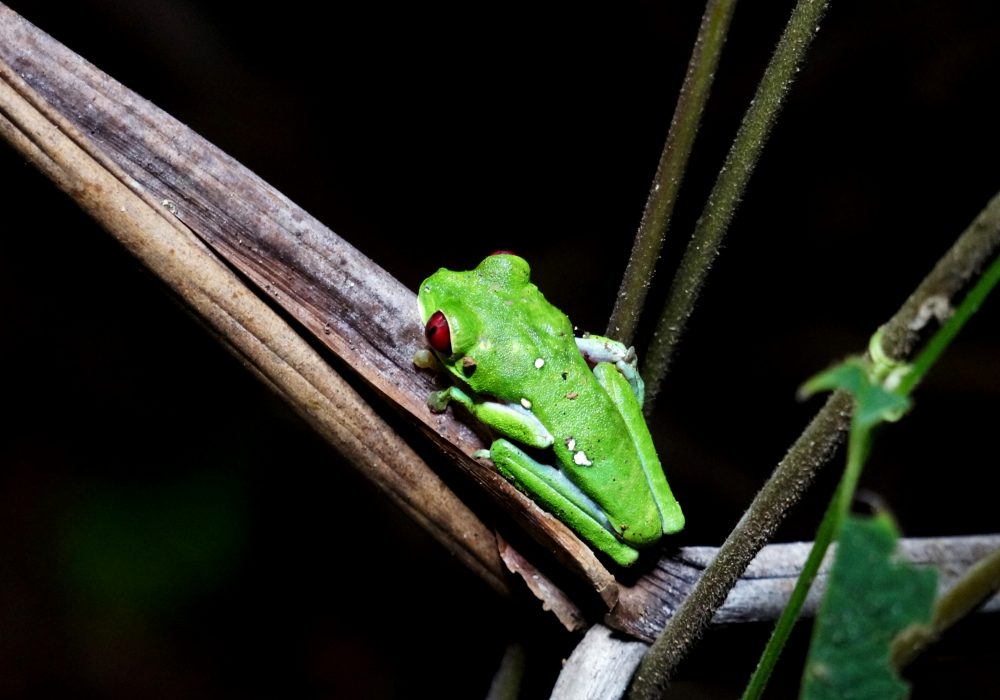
[
  {"xmin": 607, "ymin": 0, "xmax": 738, "ymax": 345},
  {"xmin": 628, "ymin": 389, "xmax": 854, "ymax": 700},
  {"xmin": 892, "ymin": 545, "xmax": 1000, "ymax": 668},
  {"xmin": 742, "ymin": 215, "xmax": 1000, "ymax": 698},
  {"xmin": 629, "ymin": 187, "xmax": 1000, "ymax": 700},
  {"xmin": 741, "ymin": 478, "xmax": 843, "ymax": 699},
  {"xmin": 741, "ymin": 422, "xmax": 871, "ymax": 699},
  {"xmin": 641, "ymin": 0, "xmax": 831, "ymax": 413},
  {"xmin": 897, "ymin": 247, "xmax": 1000, "ymax": 396}
]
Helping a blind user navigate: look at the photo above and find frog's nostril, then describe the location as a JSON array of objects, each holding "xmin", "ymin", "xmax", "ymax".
[{"xmin": 425, "ymin": 310, "xmax": 452, "ymax": 354}]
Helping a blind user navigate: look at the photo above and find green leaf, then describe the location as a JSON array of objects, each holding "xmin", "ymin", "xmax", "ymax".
[
  {"xmin": 801, "ymin": 514, "xmax": 937, "ymax": 700},
  {"xmin": 799, "ymin": 358, "xmax": 911, "ymax": 428}
]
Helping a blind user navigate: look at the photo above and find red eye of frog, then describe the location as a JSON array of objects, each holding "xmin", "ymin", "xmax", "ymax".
[
  {"xmin": 424, "ymin": 310, "xmax": 452, "ymax": 354},
  {"xmin": 489, "ymin": 249, "xmax": 517, "ymax": 256}
]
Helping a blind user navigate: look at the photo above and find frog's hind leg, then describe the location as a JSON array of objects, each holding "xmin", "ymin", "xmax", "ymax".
[
  {"xmin": 592, "ymin": 363, "xmax": 684, "ymax": 535},
  {"xmin": 488, "ymin": 438, "xmax": 640, "ymax": 567}
]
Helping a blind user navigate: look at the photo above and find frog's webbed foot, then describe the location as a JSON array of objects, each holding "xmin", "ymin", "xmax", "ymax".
[
  {"xmin": 427, "ymin": 387, "xmax": 458, "ymax": 413},
  {"xmin": 575, "ymin": 334, "xmax": 645, "ymax": 406}
]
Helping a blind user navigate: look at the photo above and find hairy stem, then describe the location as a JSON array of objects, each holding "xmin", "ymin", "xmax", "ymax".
[
  {"xmin": 628, "ymin": 184, "xmax": 1000, "ymax": 698},
  {"xmin": 741, "ymin": 479, "xmax": 843, "ymax": 699},
  {"xmin": 607, "ymin": 0, "xmax": 738, "ymax": 345},
  {"xmin": 743, "ymin": 218, "xmax": 1000, "ymax": 697},
  {"xmin": 641, "ymin": 0, "xmax": 831, "ymax": 413},
  {"xmin": 741, "ymin": 422, "xmax": 870, "ymax": 699}
]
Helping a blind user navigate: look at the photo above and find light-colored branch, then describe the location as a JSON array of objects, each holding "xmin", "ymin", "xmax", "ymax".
[
  {"xmin": 552, "ymin": 625, "xmax": 649, "ymax": 700},
  {"xmin": 560, "ymin": 536, "xmax": 1000, "ymax": 700},
  {"xmin": 607, "ymin": 537, "xmax": 1000, "ymax": 641}
]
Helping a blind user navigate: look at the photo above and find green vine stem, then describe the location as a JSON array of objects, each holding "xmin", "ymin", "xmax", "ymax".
[
  {"xmin": 607, "ymin": 0, "xmax": 738, "ymax": 345},
  {"xmin": 743, "ymin": 412, "xmax": 879, "ymax": 699},
  {"xmin": 896, "ymin": 241, "xmax": 1000, "ymax": 395},
  {"xmin": 744, "ymin": 243, "xmax": 1000, "ymax": 698},
  {"xmin": 628, "ymin": 187, "xmax": 1000, "ymax": 699},
  {"xmin": 641, "ymin": 0, "xmax": 831, "ymax": 413},
  {"xmin": 741, "ymin": 479, "xmax": 845, "ymax": 699}
]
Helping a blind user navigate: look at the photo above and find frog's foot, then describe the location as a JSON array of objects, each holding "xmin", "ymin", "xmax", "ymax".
[
  {"xmin": 489, "ymin": 438, "xmax": 640, "ymax": 567},
  {"xmin": 575, "ymin": 334, "xmax": 645, "ymax": 405},
  {"xmin": 427, "ymin": 387, "xmax": 458, "ymax": 413}
]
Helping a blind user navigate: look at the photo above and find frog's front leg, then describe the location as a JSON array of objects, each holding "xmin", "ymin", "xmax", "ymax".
[
  {"xmin": 575, "ymin": 334, "xmax": 645, "ymax": 405},
  {"xmin": 427, "ymin": 386, "xmax": 554, "ymax": 449}
]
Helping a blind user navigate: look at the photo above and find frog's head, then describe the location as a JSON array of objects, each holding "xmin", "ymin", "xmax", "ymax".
[{"xmin": 417, "ymin": 253, "xmax": 531, "ymax": 378}]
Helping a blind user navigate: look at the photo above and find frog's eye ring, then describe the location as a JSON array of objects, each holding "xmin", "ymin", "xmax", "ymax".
[
  {"xmin": 424, "ymin": 310, "xmax": 452, "ymax": 354},
  {"xmin": 489, "ymin": 249, "xmax": 517, "ymax": 257}
]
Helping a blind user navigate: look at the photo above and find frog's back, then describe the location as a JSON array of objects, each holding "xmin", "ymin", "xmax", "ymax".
[{"xmin": 528, "ymin": 358, "xmax": 665, "ymax": 546}]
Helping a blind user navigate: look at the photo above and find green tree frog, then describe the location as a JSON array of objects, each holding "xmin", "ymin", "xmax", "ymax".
[{"xmin": 415, "ymin": 253, "xmax": 683, "ymax": 566}]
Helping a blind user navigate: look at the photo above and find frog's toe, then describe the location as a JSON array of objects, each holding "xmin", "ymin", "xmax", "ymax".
[{"xmin": 427, "ymin": 390, "xmax": 451, "ymax": 412}]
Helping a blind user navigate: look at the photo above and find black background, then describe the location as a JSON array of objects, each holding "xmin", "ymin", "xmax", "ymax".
[{"xmin": 3, "ymin": 1, "xmax": 999, "ymax": 697}]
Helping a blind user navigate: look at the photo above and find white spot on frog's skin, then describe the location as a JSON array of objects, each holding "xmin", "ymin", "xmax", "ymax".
[
  {"xmin": 534, "ymin": 358, "xmax": 545, "ymax": 369},
  {"xmin": 520, "ymin": 398, "xmax": 532, "ymax": 409},
  {"xmin": 573, "ymin": 450, "xmax": 593, "ymax": 467},
  {"xmin": 565, "ymin": 437, "xmax": 576, "ymax": 451}
]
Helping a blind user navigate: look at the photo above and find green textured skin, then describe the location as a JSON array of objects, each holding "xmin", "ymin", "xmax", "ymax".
[{"xmin": 417, "ymin": 254, "xmax": 683, "ymax": 564}]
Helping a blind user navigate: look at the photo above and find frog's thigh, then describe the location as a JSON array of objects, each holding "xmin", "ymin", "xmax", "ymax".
[
  {"xmin": 490, "ymin": 439, "xmax": 639, "ymax": 567},
  {"xmin": 431, "ymin": 387, "xmax": 554, "ymax": 449},
  {"xmin": 592, "ymin": 364, "xmax": 685, "ymax": 534},
  {"xmin": 575, "ymin": 335, "xmax": 645, "ymax": 405}
]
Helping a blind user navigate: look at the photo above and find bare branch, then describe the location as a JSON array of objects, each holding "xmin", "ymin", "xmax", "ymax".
[
  {"xmin": 0, "ymin": 3, "xmax": 528, "ymax": 594},
  {"xmin": 560, "ymin": 536, "xmax": 1000, "ymax": 700}
]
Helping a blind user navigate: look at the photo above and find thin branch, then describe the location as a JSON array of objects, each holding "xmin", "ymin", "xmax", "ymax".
[
  {"xmin": 559, "ymin": 537, "xmax": 1000, "ymax": 699},
  {"xmin": 0, "ymin": 2, "xmax": 622, "ymax": 610},
  {"xmin": 626, "ymin": 187, "xmax": 1000, "ymax": 697},
  {"xmin": 607, "ymin": 536, "xmax": 1000, "ymax": 642},
  {"xmin": 607, "ymin": 0, "xmax": 738, "ymax": 345},
  {"xmin": 893, "ymin": 545, "xmax": 1000, "ymax": 668},
  {"xmin": 641, "ymin": 0, "xmax": 831, "ymax": 413}
]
